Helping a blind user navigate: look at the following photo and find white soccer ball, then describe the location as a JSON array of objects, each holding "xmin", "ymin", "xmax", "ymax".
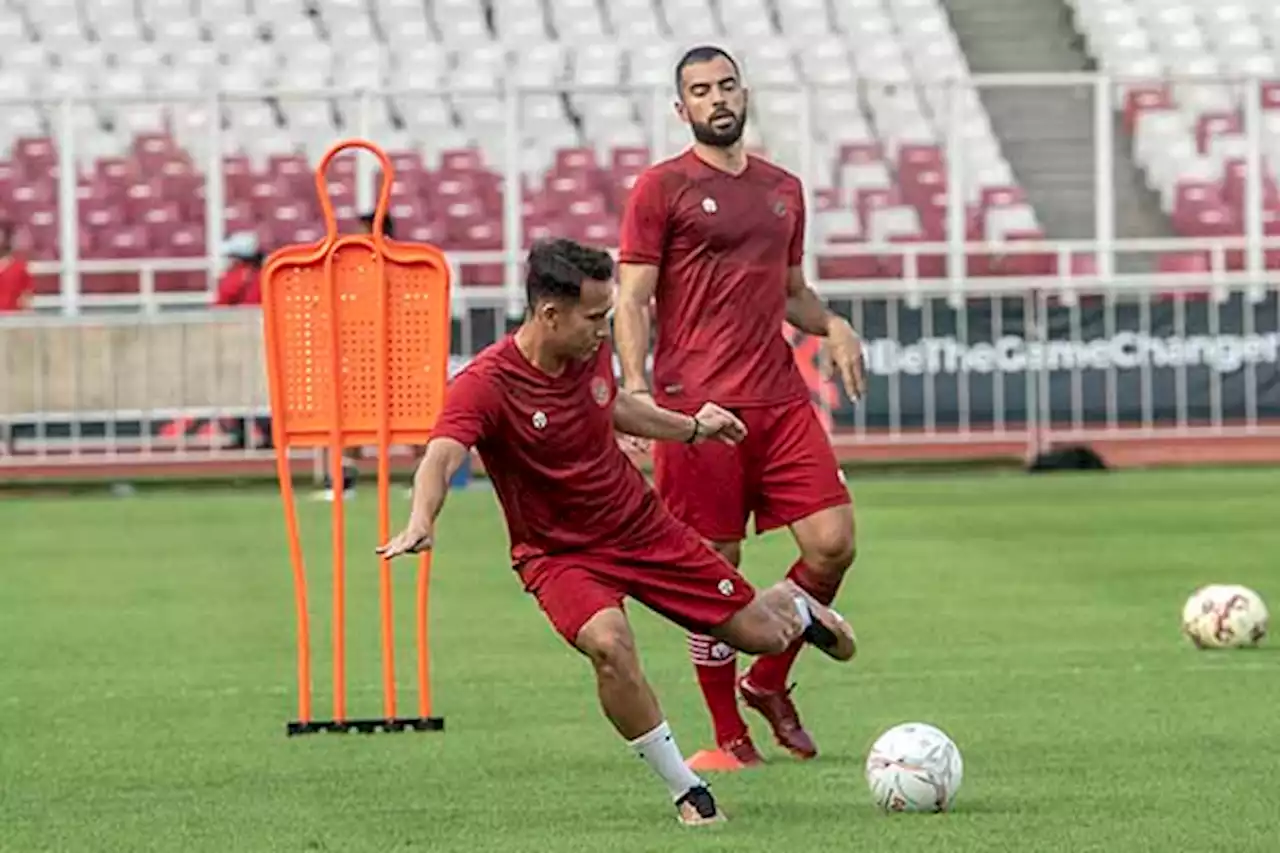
[
  {"xmin": 865, "ymin": 722, "xmax": 964, "ymax": 813},
  {"xmin": 1181, "ymin": 585, "xmax": 1269, "ymax": 649}
]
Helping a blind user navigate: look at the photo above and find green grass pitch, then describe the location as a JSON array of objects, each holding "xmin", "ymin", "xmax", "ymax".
[{"xmin": 2, "ymin": 467, "xmax": 1278, "ymax": 852}]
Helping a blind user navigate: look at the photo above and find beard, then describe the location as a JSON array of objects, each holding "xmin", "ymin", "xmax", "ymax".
[{"xmin": 690, "ymin": 108, "xmax": 747, "ymax": 147}]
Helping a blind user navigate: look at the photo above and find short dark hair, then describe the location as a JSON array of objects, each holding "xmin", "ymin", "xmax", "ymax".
[
  {"xmin": 674, "ymin": 45, "xmax": 741, "ymax": 94},
  {"xmin": 525, "ymin": 238, "xmax": 614, "ymax": 306},
  {"xmin": 359, "ymin": 210, "xmax": 394, "ymax": 238}
]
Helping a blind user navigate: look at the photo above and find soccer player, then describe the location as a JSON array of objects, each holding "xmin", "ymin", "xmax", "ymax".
[
  {"xmin": 377, "ymin": 238, "xmax": 857, "ymax": 825},
  {"xmin": 614, "ymin": 46, "xmax": 869, "ymax": 772}
]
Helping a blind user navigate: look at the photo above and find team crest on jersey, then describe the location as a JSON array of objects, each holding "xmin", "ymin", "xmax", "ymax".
[
  {"xmin": 772, "ymin": 199, "xmax": 787, "ymax": 217},
  {"xmin": 590, "ymin": 376, "xmax": 610, "ymax": 407},
  {"xmin": 718, "ymin": 578, "xmax": 735, "ymax": 596},
  {"xmin": 701, "ymin": 197, "xmax": 718, "ymax": 214},
  {"xmin": 532, "ymin": 410, "xmax": 548, "ymax": 430}
]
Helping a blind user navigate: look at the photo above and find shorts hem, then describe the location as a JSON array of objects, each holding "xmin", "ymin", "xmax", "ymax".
[
  {"xmin": 683, "ymin": 525, "xmax": 749, "ymax": 545},
  {"xmin": 754, "ymin": 492, "xmax": 853, "ymax": 536},
  {"xmin": 558, "ymin": 601, "xmax": 625, "ymax": 647}
]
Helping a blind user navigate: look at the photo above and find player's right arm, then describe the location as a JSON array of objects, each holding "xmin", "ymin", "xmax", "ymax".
[
  {"xmin": 615, "ymin": 169, "xmax": 668, "ymax": 395},
  {"xmin": 376, "ymin": 369, "xmax": 499, "ymax": 559}
]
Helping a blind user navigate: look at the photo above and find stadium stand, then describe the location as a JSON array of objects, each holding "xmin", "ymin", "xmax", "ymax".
[
  {"xmin": 1069, "ymin": 0, "xmax": 1280, "ymax": 263},
  {"xmin": 0, "ymin": 0, "xmax": 1056, "ymax": 292}
]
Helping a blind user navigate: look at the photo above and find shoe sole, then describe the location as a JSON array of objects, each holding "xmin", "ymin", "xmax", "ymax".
[
  {"xmin": 783, "ymin": 581, "xmax": 858, "ymax": 662},
  {"xmin": 815, "ymin": 607, "xmax": 857, "ymax": 661}
]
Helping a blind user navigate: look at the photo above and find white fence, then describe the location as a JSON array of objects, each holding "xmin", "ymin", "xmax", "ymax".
[{"xmin": 4, "ymin": 277, "xmax": 1279, "ymax": 476}]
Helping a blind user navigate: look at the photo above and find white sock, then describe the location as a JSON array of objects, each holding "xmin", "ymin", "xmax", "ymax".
[
  {"xmin": 793, "ymin": 595, "xmax": 814, "ymax": 630},
  {"xmin": 628, "ymin": 721, "xmax": 705, "ymax": 801}
]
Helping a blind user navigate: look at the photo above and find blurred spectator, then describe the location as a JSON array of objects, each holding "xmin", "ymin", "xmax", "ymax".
[
  {"xmin": 0, "ymin": 222, "xmax": 34, "ymax": 313},
  {"xmin": 162, "ymin": 232, "xmax": 267, "ymax": 447},
  {"xmin": 218, "ymin": 232, "xmax": 269, "ymax": 448},
  {"xmin": 359, "ymin": 209, "xmax": 395, "ymax": 239},
  {"xmin": 214, "ymin": 231, "xmax": 264, "ymax": 307}
]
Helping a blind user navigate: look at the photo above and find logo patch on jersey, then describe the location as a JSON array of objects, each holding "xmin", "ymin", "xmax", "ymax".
[
  {"xmin": 718, "ymin": 578, "xmax": 735, "ymax": 597},
  {"xmin": 532, "ymin": 410, "xmax": 548, "ymax": 430},
  {"xmin": 772, "ymin": 199, "xmax": 787, "ymax": 217},
  {"xmin": 701, "ymin": 197, "xmax": 718, "ymax": 214},
  {"xmin": 590, "ymin": 376, "xmax": 610, "ymax": 407}
]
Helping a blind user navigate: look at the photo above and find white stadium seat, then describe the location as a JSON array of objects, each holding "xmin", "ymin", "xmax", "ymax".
[{"xmin": 0, "ymin": 0, "xmax": 1062, "ymax": 276}]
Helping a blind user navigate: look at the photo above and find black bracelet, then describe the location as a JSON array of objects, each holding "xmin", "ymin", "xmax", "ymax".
[{"xmin": 686, "ymin": 416, "xmax": 700, "ymax": 444}]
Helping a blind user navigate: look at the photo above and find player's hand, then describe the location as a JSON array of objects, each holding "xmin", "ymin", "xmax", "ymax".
[
  {"xmin": 825, "ymin": 316, "xmax": 867, "ymax": 403},
  {"xmin": 375, "ymin": 517, "xmax": 435, "ymax": 559},
  {"xmin": 692, "ymin": 403, "xmax": 747, "ymax": 445}
]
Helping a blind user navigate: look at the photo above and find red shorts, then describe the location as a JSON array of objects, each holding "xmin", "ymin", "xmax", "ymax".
[
  {"xmin": 516, "ymin": 520, "xmax": 756, "ymax": 645},
  {"xmin": 653, "ymin": 398, "xmax": 851, "ymax": 542}
]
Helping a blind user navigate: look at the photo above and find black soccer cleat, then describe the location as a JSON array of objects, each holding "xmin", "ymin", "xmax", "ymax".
[
  {"xmin": 803, "ymin": 619, "xmax": 839, "ymax": 650},
  {"xmin": 675, "ymin": 785, "xmax": 726, "ymax": 826},
  {"xmin": 799, "ymin": 600, "xmax": 858, "ymax": 661}
]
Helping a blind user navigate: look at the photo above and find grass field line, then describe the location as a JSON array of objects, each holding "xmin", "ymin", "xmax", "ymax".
[{"xmin": 7, "ymin": 655, "xmax": 1272, "ymax": 709}]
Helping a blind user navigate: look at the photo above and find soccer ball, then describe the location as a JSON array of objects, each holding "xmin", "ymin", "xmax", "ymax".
[
  {"xmin": 1181, "ymin": 585, "xmax": 1269, "ymax": 649},
  {"xmin": 865, "ymin": 722, "xmax": 964, "ymax": 813}
]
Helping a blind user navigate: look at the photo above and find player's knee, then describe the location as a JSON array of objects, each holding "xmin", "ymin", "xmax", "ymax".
[
  {"xmin": 795, "ymin": 506, "xmax": 857, "ymax": 575},
  {"xmin": 802, "ymin": 527, "xmax": 856, "ymax": 575},
  {"xmin": 578, "ymin": 617, "xmax": 641, "ymax": 682}
]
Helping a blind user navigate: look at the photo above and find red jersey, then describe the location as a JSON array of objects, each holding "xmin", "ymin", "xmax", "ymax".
[
  {"xmin": 0, "ymin": 255, "xmax": 34, "ymax": 312},
  {"xmin": 618, "ymin": 149, "xmax": 810, "ymax": 409},
  {"xmin": 430, "ymin": 336, "xmax": 669, "ymax": 565},
  {"xmin": 214, "ymin": 264, "xmax": 261, "ymax": 306}
]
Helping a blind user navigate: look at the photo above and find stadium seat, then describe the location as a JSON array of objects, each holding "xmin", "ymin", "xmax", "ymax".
[
  {"xmin": 1069, "ymin": 0, "xmax": 1280, "ymax": 267},
  {"xmin": 0, "ymin": 0, "xmax": 1049, "ymax": 292}
]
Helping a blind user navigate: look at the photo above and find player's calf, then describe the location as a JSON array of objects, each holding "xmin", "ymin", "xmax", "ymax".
[
  {"xmin": 575, "ymin": 609, "xmax": 720, "ymax": 823},
  {"xmin": 576, "ymin": 610, "xmax": 664, "ymax": 737}
]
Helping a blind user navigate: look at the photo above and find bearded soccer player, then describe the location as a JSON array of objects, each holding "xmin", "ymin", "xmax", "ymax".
[
  {"xmin": 377, "ymin": 238, "xmax": 857, "ymax": 825},
  {"xmin": 615, "ymin": 46, "xmax": 869, "ymax": 772}
]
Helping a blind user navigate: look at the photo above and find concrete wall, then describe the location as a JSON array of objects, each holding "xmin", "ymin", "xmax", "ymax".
[{"xmin": 0, "ymin": 311, "xmax": 268, "ymax": 416}]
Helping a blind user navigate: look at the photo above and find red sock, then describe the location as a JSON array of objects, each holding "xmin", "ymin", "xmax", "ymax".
[
  {"xmin": 688, "ymin": 633, "xmax": 748, "ymax": 746},
  {"xmin": 748, "ymin": 559, "xmax": 842, "ymax": 693}
]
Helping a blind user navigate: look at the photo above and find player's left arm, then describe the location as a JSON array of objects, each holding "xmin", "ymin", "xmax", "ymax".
[
  {"xmin": 612, "ymin": 392, "xmax": 746, "ymax": 445},
  {"xmin": 783, "ymin": 188, "xmax": 867, "ymax": 401}
]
